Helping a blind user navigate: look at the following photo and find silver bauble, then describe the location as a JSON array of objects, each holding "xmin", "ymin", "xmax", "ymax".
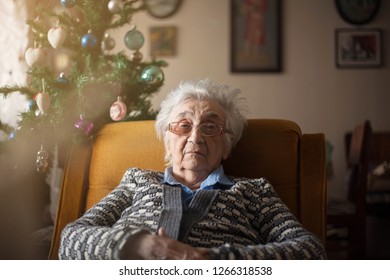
[
  {"xmin": 108, "ymin": 0, "xmax": 123, "ymax": 14},
  {"xmin": 102, "ymin": 33, "xmax": 116, "ymax": 51}
]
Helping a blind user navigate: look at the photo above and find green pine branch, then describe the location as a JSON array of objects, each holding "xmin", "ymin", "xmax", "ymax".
[
  {"xmin": 0, "ymin": 85, "xmax": 34, "ymax": 98},
  {"xmin": 110, "ymin": 1, "xmax": 146, "ymax": 29}
]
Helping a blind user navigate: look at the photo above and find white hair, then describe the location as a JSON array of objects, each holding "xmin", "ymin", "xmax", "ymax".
[{"xmin": 155, "ymin": 78, "xmax": 248, "ymax": 165}]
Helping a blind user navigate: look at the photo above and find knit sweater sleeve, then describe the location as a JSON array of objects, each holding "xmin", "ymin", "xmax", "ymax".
[
  {"xmin": 209, "ymin": 178, "xmax": 327, "ymax": 260},
  {"xmin": 58, "ymin": 168, "xmax": 146, "ymax": 260}
]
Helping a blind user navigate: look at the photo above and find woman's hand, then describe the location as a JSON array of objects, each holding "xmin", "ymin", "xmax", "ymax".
[{"xmin": 122, "ymin": 228, "xmax": 210, "ymax": 260}]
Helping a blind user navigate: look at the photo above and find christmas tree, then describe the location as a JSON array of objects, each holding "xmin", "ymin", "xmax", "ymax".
[{"xmin": 0, "ymin": 0, "xmax": 166, "ymax": 173}]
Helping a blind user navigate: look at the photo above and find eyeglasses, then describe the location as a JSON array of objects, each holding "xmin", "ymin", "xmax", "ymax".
[{"xmin": 168, "ymin": 122, "xmax": 225, "ymax": 137}]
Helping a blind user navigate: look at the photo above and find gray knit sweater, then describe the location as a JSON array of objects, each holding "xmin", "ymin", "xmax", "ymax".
[{"xmin": 59, "ymin": 168, "xmax": 326, "ymax": 259}]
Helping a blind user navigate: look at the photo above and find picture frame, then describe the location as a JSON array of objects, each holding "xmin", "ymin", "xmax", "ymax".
[
  {"xmin": 335, "ymin": 28, "xmax": 383, "ymax": 69},
  {"xmin": 150, "ymin": 26, "xmax": 177, "ymax": 57},
  {"xmin": 230, "ymin": 0, "xmax": 281, "ymax": 73}
]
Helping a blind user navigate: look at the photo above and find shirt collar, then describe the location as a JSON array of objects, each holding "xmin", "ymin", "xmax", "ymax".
[{"xmin": 163, "ymin": 165, "xmax": 234, "ymax": 189}]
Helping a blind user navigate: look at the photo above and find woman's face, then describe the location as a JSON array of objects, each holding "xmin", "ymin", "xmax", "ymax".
[{"xmin": 167, "ymin": 98, "xmax": 229, "ymax": 175}]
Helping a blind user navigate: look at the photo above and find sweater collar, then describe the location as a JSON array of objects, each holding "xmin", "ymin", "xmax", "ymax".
[{"xmin": 163, "ymin": 165, "xmax": 234, "ymax": 189}]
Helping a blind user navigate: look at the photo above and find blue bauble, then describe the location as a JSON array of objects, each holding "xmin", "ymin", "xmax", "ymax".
[
  {"xmin": 60, "ymin": 0, "xmax": 76, "ymax": 8},
  {"xmin": 140, "ymin": 65, "xmax": 164, "ymax": 85},
  {"xmin": 124, "ymin": 28, "xmax": 144, "ymax": 50},
  {"xmin": 81, "ymin": 33, "xmax": 97, "ymax": 49},
  {"xmin": 27, "ymin": 99, "xmax": 34, "ymax": 110}
]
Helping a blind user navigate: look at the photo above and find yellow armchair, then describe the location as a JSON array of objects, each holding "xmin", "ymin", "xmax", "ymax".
[{"xmin": 49, "ymin": 119, "xmax": 326, "ymax": 259}]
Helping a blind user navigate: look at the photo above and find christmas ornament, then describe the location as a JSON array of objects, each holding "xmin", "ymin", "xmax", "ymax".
[
  {"xmin": 131, "ymin": 51, "xmax": 143, "ymax": 62},
  {"xmin": 57, "ymin": 72, "xmax": 70, "ymax": 88},
  {"xmin": 61, "ymin": 0, "xmax": 76, "ymax": 8},
  {"xmin": 34, "ymin": 79, "xmax": 51, "ymax": 114},
  {"xmin": 81, "ymin": 30, "xmax": 98, "ymax": 49},
  {"xmin": 48, "ymin": 26, "xmax": 67, "ymax": 49},
  {"xmin": 34, "ymin": 92, "xmax": 51, "ymax": 115},
  {"xmin": 110, "ymin": 96, "xmax": 127, "ymax": 121},
  {"xmin": 124, "ymin": 28, "xmax": 144, "ymax": 50},
  {"xmin": 101, "ymin": 33, "xmax": 116, "ymax": 51},
  {"xmin": 54, "ymin": 51, "xmax": 71, "ymax": 71},
  {"xmin": 28, "ymin": 99, "xmax": 34, "ymax": 110},
  {"xmin": 140, "ymin": 65, "xmax": 164, "ymax": 85},
  {"xmin": 108, "ymin": 0, "xmax": 123, "ymax": 14},
  {"xmin": 25, "ymin": 47, "xmax": 44, "ymax": 67},
  {"xmin": 36, "ymin": 145, "xmax": 49, "ymax": 173},
  {"xmin": 75, "ymin": 115, "xmax": 94, "ymax": 136}
]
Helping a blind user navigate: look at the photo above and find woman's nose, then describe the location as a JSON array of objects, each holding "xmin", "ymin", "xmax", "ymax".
[{"xmin": 187, "ymin": 126, "xmax": 204, "ymax": 143}]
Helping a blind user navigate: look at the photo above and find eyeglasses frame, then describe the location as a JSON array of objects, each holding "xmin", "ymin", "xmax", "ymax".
[{"xmin": 168, "ymin": 121, "xmax": 226, "ymax": 137}]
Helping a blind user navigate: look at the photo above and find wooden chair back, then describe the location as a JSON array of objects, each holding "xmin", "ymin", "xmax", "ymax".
[
  {"xmin": 346, "ymin": 121, "xmax": 372, "ymax": 214},
  {"xmin": 327, "ymin": 120, "xmax": 372, "ymax": 259}
]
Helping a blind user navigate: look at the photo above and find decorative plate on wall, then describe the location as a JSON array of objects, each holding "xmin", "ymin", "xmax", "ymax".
[
  {"xmin": 144, "ymin": 0, "xmax": 182, "ymax": 19},
  {"xmin": 335, "ymin": 0, "xmax": 381, "ymax": 25}
]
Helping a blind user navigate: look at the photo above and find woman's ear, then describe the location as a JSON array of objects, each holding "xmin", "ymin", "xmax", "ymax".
[
  {"xmin": 163, "ymin": 134, "xmax": 172, "ymax": 164},
  {"xmin": 164, "ymin": 132, "xmax": 171, "ymax": 154},
  {"xmin": 222, "ymin": 151, "xmax": 229, "ymax": 160}
]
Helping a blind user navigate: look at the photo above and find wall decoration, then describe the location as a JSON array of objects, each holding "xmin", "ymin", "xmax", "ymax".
[
  {"xmin": 145, "ymin": 0, "xmax": 182, "ymax": 18},
  {"xmin": 335, "ymin": 28, "xmax": 382, "ymax": 68},
  {"xmin": 150, "ymin": 26, "xmax": 177, "ymax": 57},
  {"xmin": 335, "ymin": 0, "xmax": 381, "ymax": 25},
  {"xmin": 230, "ymin": 0, "xmax": 281, "ymax": 73}
]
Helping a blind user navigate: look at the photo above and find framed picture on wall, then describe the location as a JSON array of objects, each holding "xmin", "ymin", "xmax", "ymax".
[
  {"xmin": 335, "ymin": 28, "xmax": 383, "ymax": 69},
  {"xmin": 150, "ymin": 26, "xmax": 178, "ymax": 57},
  {"xmin": 230, "ymin": 0, "xmax": 281, "ymax": 73}
]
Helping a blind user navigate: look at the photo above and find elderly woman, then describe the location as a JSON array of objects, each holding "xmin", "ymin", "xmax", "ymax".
[{"xmin": 59, "ymin": 79, "xmax": 326, "ymax": 260}]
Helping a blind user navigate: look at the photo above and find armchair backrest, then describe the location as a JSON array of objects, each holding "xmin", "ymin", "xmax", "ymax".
[{"xmin": 49, "ymin": 119, "xmax": 326, "ymax": 259}]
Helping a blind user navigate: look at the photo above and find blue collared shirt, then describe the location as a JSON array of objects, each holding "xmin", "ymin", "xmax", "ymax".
[{"xmin": 163, "ymin": 165, "xmax": 234, "ymax": 209}]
